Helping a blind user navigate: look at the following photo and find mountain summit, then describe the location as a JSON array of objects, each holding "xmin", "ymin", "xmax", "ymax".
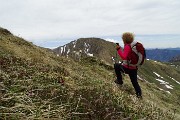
[{"xmin": 53, "ymin": 38, "xmax": 117, "ymax": 64}]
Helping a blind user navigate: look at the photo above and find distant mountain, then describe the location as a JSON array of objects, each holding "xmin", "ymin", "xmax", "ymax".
[
  {"xmin": 146, "ymin": 49, "xmax": 180, "ymax": 62},
  {"xmin": 169, "ymin": 55, "xmax": 180, "ymax": 62},
  {"xmin": 166, "ymin": 48, "xmax": 180, "ymax": 50},
  {"xmin": 53, "ymin": 38, "xmax": 118, "ymax": 64}
]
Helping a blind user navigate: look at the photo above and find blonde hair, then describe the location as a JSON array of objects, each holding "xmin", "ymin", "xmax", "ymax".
[{"xmin": 122, "ymin": 32, "xmax": 134, "ymax": 44}]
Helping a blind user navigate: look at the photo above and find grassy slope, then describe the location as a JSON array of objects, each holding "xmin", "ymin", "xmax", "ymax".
[{"xmin": 0, "ymin": 28, "xmax": 179, "ymax": 119}]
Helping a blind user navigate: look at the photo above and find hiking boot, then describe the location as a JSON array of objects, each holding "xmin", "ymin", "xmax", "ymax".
[
  {"xmin": 136, "ymin": 94, "xmax": 143, "ymax": 99},
  {"xmin": 114, "ymin": 79, "xmax": 123, "ymax": 85}
]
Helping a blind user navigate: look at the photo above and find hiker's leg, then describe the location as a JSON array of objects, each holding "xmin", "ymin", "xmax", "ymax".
[
  {"xmin": 114, "ymin": 63, "xmax": 124, "ymax": 84},
  {"xmin": 129, "ymin": 69, "xmax": 142, "ymax": 97}
]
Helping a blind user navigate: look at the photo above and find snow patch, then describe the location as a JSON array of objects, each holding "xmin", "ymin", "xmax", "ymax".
[
  {"xmin": 86, "ymin": 48, "xmax": 89, "ymax": 53},
  {"xmin": 84, "ymin": 42, "xmax": 88, "ymax": 48},
  {"xmin": 168, "ymin": 76, "xmax": 180, "ymax": 85},
  {"xmin": 158, "ymin": 87, "xmax": 163, "ymax": 91},
  {"xmin": 82, "ymin": 42, "xmax": 93, "ymax": 57},
  {"xmin": 67, "ymin": 49, "xmax": 70, "ymax": 54},
  {"xmin": 137, "ymin": 75, "xmax": 143, "ymax": 81},
  {"xmin": 156, "ymin": 78, "xmax": 168, "ymax": 84},
  {"xmin": 87, "ymin": 53, "xmax": 93, "ymax": 57},
  {"xmin": 73, "ymin": 44, "xmax": 76, "ymax": 48},
  {"xmin": 63, "ymin": 45, "xmax": 66, "ymax": 53},
  {"xmin": 137, "ymin": 75, "xmax": 148, "ymax": 82},
  {"xmin": 158, "ymin": 87, "xmax": 171, "ymax": 94},
  {"xmin": 154, "ymin": 72, "xmax": 174, "ymax": 89},
  {"xmin": 153, "ymin": 72, "xmax": 163, "ymax": 79},
  {"xmin": 73, "ymin": 40, "xmax": 77, "ymax": 48},
  {"xmin": 60, "ymin": 47, "xmax": 63, "ymax": 54},
  {"xmin": 166, "ymin": 91, "xmax": 171, "ymax": 94},
  {"xmin": 155, "ymin": 78, "xmax": 174, "ymax": 89},
  {"xmin": 165, "ymin": 85, "xmax": 173, "ymax": 89}
]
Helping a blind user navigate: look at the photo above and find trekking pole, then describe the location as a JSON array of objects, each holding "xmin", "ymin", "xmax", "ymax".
[
  {"xmin": 115, "ymin": 50, "xmax": 118, "ymax": 64},
  {"xmin": 113, "ymin": 43, "xmax": 119, "ymax": 64}
]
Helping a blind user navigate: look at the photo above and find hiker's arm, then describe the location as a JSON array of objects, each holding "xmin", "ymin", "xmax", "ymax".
[{"xmin": 117, "ymin": 45, "xmax": 131, "ymax": 60}]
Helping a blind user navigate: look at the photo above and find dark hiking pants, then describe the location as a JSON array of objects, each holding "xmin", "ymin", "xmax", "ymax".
[{"xmin": 114, "ymin": 63, "xmax": 142, "ymax": 96}]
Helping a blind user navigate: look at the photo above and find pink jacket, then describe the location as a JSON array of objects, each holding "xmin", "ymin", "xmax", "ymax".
[{"xmin": 117, "ymin": 44, "xmax": 137, "ymax": 69}]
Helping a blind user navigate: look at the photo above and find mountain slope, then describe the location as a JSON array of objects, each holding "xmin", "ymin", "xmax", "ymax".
[
  {"xmin": 0, "ymin": 27, "xmax": 180, "ymax": 119},
  {"xmin": 53, "ymin": 38, "xmax": 117, "ymax": 64}
]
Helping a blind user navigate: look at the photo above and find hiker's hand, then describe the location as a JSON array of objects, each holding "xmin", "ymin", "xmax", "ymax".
[{"xmin": 116, "ymin": 45, "xmax": 121, "ymax": 51}]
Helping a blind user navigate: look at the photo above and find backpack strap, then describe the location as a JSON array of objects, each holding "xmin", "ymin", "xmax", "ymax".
[
  {"xmin": 122, "ymin": 60, "xmax": 137, "ymax": 67},
  {"xmin": 131, "ymin": 41, "xmax": 138, "ymax": 54},
  {"xmin": 130, "ymin": 41, "xmax": 137, "ymax": 48}
]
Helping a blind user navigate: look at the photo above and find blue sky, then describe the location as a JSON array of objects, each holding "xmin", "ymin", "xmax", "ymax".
[{"xmin": 0, "ymin": 0, "xmax": 180, "ymax": 48}]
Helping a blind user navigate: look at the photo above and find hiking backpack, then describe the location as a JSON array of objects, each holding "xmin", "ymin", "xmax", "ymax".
[{"xmin": 127, "ymin": 41, "xmax": 146, "ymax": 66}]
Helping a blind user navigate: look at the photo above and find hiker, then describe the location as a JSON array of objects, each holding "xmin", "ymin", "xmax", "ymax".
[{"xmin": 114, "ymin": 32, "xmax": 143, "ymax": 98}]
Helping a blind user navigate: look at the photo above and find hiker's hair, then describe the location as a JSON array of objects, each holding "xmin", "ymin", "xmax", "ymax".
[{"xmin": 122, "ymin": 32, "xmax": 134, "ymax": 44}]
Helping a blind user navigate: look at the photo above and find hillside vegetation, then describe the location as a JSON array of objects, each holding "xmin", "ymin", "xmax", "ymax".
[{"xmin": 0, "ymin": 27, "xmax": 180, "ymax": 119}]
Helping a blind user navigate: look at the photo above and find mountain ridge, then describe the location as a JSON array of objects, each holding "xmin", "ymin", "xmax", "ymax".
[
  {"xmin": 53, "ymin": 38, "xmax": 118, "ymax": 64},
  {"xmin": 146, "ymin": 49, "xmax": 180, "ymax": 62}
]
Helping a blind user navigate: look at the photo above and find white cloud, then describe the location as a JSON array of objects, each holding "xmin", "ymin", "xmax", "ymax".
[
  {"xmin": 105, "ymin": 38, "xmax": 118, "ymax": 43},
  {"xmin": 0, "ymin": 0, "xmax": 180, "ymax": 47}
]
